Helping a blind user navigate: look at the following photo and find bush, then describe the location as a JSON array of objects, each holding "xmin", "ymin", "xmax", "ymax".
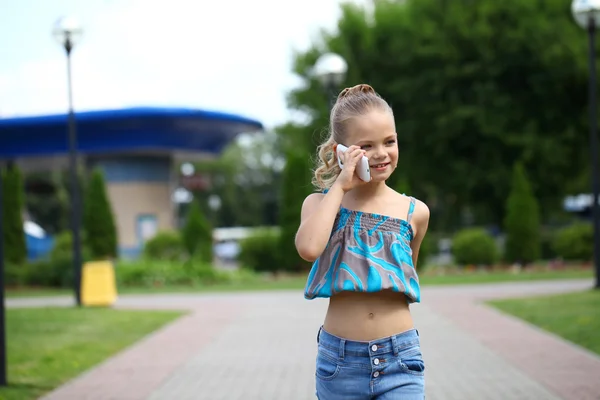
[
  {"xmin": 278, "ymin": 149, "xmax": 313, "ymax": 272},
  {"xmin": 503, "ymin": 162, "xmax": 541, "ymax": 264},
  {"xmin": 143, "ymin": 231, "xmax": 185, "ymax": 261},
  {"xmin": 238, "ymin": 229, "xmax": 282, "ymax": 273},
  {"xmin": 115, "ymin": 259, "xmax": 255, "ymax": 287},
  {"xmin": 181, "ymin": 200, "xmax": 213, "ymax": 263},
  {"xmin": 451, "ymin": 228, "xmax": 499, "ymax": 266},
  {"xmin": 83, "ymin": 168, "xmax": 118, "ymax": 259},
  {"xmin": 552, "ymin": 222, "xmax": 593, "ymax": 262},
  {"xmin": 21, "ymin": 231, "xmax": 93, "ymax": 288},
  {"xmin": 416, "ymin": 233, "xmax": 434, "ymax": 270}
]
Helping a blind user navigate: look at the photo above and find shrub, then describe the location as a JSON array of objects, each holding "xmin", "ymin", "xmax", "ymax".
[
  {"xmin": 278, "ymin": 149, "xmax": 312, "ymax": 272},
  {"xmin": 114, "ymin": 259, "xmax": 253, "ymax": 287},
  {"xmin": 552, "ymin": 222, "xmax": 593, "ymax": 262},
  {"xmin": 503, "ymin": 162, "xmax": 541, "ymax": 264},
  {"xmin": 451, "ymin": 228, "xmax": 499, "ymax": 266},
  {"xmin": 181, "ymin": 200, "xmax": 213, "ymax": 263},
  {"xmin": 83, "ymin": 168, "xmax": 118, "ymax": 259},
  {"xmin": 143, "ymin": 231, "xmax": 185, "ymax": 261},
  {"xmin": 238, "ymin": 229, "xmax": 282, "ymax": 273}
]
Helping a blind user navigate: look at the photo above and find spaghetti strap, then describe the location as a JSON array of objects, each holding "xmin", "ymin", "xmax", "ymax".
[{"xmin": 406, "ymin": 196, "xmax": 416, "ymax": 223}]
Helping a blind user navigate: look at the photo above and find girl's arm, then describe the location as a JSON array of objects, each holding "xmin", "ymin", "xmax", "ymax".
[{"xmin": 295, "ymin": 183, "xmax": 345, "ymax": 262}]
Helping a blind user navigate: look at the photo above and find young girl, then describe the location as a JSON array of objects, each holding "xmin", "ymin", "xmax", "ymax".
[{"xmin": 295, "ymin": 84, "xmax": 429, "ymax": 399}]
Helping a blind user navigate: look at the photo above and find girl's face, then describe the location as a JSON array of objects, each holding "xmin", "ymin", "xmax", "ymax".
[{"xmin": 345, "ymin": 109, "xmax": 398, "ymax": 183}]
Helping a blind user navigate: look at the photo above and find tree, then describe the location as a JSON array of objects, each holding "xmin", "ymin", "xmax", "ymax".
[
  {"xmin": 83, "ymin": 168, "xmax": 118, "ymax": 259},
  {"xmin": 279, "ymin": 0, "xmax": 591, "ymax": 230},
  {"xmin": 181, "ymin": 200, "xmax": 213, "ymax": 263},
  {"xmin": 278, "ymin": 148, "xmax": 313, "ymax": 272},
  {"xmin": 504, "ymin": 162, "xmax": 541, "ymax": 264},
  {"xmin": 1, "ymin": 166, "xmax": 27, "ymax": 265}
]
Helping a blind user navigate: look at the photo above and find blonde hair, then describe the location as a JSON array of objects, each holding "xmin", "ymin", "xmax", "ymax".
[{"xmin": 312, "ymin": 84, "xmax": 394, "ymax": 190}]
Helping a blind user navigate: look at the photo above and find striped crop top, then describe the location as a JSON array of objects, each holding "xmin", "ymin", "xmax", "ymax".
[{"xmin": 303, "ymin": 195, "xmax": 420, "ymax": 303}]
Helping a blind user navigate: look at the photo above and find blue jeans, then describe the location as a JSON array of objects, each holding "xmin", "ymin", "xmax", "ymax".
[{"xmin": 315, "ymin": 326, "xmax": 425, "ymax": 399}]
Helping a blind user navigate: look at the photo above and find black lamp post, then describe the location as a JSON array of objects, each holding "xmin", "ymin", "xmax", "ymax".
[
  {"xmin": 52, "ymin": 16, "xmax": 84, "ymax": 305},
  {"xmin": 313, "ymin": 52, "xmax": 348, "ymax": 107},
  {"xmin": 0, "ymin": 163, "xmax": 5, "ymax": 386},
  {"xmin": 572, "ymin": 0, "xmax": 600, "ymax": 289}
]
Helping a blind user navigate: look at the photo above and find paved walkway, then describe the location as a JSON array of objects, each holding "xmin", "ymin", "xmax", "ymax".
[{"xmin": 7, "ymin": 279, "xmax": 600, "ymax": 400}]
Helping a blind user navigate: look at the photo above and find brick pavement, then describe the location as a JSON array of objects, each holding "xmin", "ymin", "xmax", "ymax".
[{"xmin": 7, "ymin": 279, "xmax": 600, "ymax": 400}]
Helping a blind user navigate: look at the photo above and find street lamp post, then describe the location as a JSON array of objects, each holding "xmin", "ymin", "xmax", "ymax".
[
  {"xmin": 52, "ymin": 16, "xmax": 85, "ymax": 305},
  {"xmin": 0, "ymin": 163, "xmax": 6, "ymax": 386},
  {"xmin": 313, "ymin": 53, "xmax": 348, "ymax": 106},
  {"xmin": 572, "ymin": 0, "xmax": 600, "ymax": 289}
]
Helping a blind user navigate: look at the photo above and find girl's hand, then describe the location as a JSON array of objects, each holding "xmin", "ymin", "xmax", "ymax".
[{"xmin": 334, "ymin": 145, "xmax": 371, "ymax": 192}]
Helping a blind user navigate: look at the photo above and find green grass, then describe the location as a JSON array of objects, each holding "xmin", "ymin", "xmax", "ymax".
[
  {"xmin": 419, "ymin": 268, "xmax": 593, "ymax": 286},
  {"xmin": 1, "ymin": 307, "xmax": 184, "ymax": 400},
  {"xmin": 6, "ymin": 267, "xmax": 594, "ymax": 299},
  {"xmin": 488, "ymin": 289, "xmax": 600, "ymax": 356}
]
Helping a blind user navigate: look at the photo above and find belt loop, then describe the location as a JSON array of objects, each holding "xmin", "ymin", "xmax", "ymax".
[
  {"xmin": 339, "ymin": 339, "xmax": 346, "ymax": 360},
  {"xmin": 317, "ymin": 327, "xmax": 322, "ymax": 344},
  {"xmin": 391, "ymin": 335, "xmax": 399, "ymax": 356}
]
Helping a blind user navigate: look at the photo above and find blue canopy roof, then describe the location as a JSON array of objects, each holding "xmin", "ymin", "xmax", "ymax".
[{"xmin": 0, "ymin": 107, "xmax": 264, "ymax": 159}]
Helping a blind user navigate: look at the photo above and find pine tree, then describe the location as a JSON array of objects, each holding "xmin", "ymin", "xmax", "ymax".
[
  {"xmin": 83, "ymin": 168, "xmax": 118, "ymax": 259},
  {"xmin": 278, "ymin": 149, "xmax": 313, "ymax": 272},
  {"xmin": 1, "ymin": 166, "xmax": 27, "ymax": 265},
  {"xmin": 181, "ymin": 200, "xmax": 213, "ymax": 263},
  {"xmin": 504, "ymin": 162, "xmax": 541, "ymax": 264}
]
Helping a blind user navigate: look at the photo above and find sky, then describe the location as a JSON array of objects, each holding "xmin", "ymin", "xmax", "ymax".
[{"xmin": 0, "ymin": 0, "xmax": 362, "ymax": 130}]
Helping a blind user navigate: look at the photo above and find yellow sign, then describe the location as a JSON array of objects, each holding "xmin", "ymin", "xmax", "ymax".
[{"xmin": 81, "ymin": 260, "xmax": 118, "ymax": 307}]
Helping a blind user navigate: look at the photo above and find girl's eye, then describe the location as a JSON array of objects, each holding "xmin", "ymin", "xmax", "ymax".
[
  {"xmin": 361, "ymin": 145, "xmax": 371, "ymax": 150},
  {"xmin": 387, "ymin": 140, "xmax": 396, "ymax": 145}
]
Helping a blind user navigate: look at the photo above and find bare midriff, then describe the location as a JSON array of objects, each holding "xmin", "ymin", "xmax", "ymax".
[{"xmin": 322, "ymin": 290, "xmax": 414, "ymax": 341}]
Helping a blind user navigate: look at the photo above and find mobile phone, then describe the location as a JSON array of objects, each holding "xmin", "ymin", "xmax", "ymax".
[{"xmin": 336, "ymin": 144, "xmax": 371, "ymax": 182}]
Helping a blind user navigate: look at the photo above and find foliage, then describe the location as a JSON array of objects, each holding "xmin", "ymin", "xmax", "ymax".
[
  {"xmin": 553, "ymin": 222, "xmax": 593, "ymax": 261},
  {"xmin": 83, "ymin": 168, "xmax": 118, "ymax": 259},
  {"xmin": 278, "ymin": 149, "xmax": 313, "ymax": 272},
  {"xmin": 115, "ymin": 259, "xmax": 257, "ymax": 287},
  {"xmin": 280, "ymin": 0, "xmax": 591, "ymax": 231},
  {"xmin": 451, "ymin": 228, "xmax": 499, "ymax": 266},
  {"xmin": 238, "ymin": 228, "xmax": 282, "ymax": 273},
  {"xmin": 2, "ymin": 166, "xmax": 27, "ymax": 265},
  {"xmin": 503, "ymin": 162, "xmax": 541, "ymax": 264},
  {"xmin": 181, "ymin": 200, "xmax": 213, "ymax": 263},
  {"xmin": 143, "ymin": 231, "xmax": 185, "ymax": 261}
]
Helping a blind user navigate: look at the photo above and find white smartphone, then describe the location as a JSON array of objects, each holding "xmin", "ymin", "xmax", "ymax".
[{"xmin": 336, "ymin": 144, "xmax": 371, "ymax": 182}]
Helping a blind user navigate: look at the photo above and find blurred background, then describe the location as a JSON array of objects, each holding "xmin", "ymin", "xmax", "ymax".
[{"xmin": 2, "ymin": 0, "xmax": 600, "ymax": 399}]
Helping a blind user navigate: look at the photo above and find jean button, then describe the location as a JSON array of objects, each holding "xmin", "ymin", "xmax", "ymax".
[
  {"xmin": 371, "ymin": 345, "xmax": 378, "ymax": 352},
  {"xmin": 373, "ymin": 371, "xmax": 380, "ymax": 377},
  {"xmin": 373, "ymin": 358, "xmax": 380, "ymax": 365}
]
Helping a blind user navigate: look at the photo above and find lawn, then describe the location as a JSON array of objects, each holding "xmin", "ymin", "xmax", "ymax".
[
  {"xmin": 488, "ymin": 289, "xmax": 600, "ymax": 356},
  {"xmin": 6, "ymin": 266, "xmax": 594, "ymax": 299},
  {"xmin": 1, "ymin": 307, "xmax": 184, "ymax": 400}
]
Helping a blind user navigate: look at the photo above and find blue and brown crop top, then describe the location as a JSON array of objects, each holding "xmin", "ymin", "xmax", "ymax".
[{"xmin": 303, "ymin": 195, "xmax": 420, "ymax": 303}]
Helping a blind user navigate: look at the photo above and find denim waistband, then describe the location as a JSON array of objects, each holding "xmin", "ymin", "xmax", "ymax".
[{"xmin": 317, "ymin": 326, "xmax": 420, "ymax": 358}]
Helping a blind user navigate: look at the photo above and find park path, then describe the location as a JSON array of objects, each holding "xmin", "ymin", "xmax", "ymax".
[{"xmin": 7, "ymin": 278, "xmax": 600, "ymax": 400}]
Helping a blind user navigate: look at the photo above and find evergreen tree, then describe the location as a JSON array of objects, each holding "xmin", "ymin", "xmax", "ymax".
[
  {"xmin": 181, "ymin": 199, "xmax": 213, "ymax": 263},
  {"xmin": 504, "ymin": 162, "xmax": 541, "ymax": 264},
  {"xmin": 83, "ymin": 168, "xmax": 118, "ymax": 259},
  {"xmin": 1, "ymin": 166, "xmax": 27, "ymax": 265},
  {"xmin": 278, "ymin": 149, "xmax": 313, "ymax": 272}
]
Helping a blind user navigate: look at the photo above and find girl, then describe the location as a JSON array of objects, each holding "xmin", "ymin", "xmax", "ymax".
[{"xmin": 295, "ymin": 84, "xmax": 430, "ymax": 399}]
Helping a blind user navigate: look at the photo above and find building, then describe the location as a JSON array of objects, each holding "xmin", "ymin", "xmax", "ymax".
[{"xmin": 0, "ymin": 107, "xmax": 263, "ymax": 258}]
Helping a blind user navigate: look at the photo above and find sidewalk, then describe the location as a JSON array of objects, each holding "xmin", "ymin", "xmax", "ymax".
[{"xmin": 8, "ymin": 279, "xmax": 600, "ymax": 400}]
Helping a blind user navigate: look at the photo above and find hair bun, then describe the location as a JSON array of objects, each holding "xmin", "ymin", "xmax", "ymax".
[{"xmin": 337, "ymin": 84, "xmax": 376, "ymax": 100}]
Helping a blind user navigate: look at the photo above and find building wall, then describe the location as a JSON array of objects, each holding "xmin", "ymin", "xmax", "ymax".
[
  {"xmin": 91, "ymin": 155, "xmax": 176, "ymax": 258},
  {"xmin": 106, "ymin": 182, "xmax": 173, "ymax": 257}
]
